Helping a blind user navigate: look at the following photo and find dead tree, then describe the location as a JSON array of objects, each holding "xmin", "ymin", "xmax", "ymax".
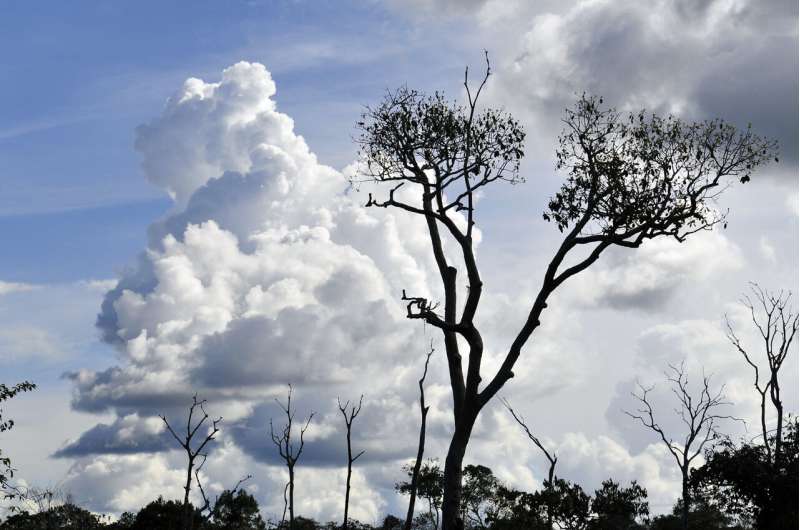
[
  {"xmin": 501, "ymin": 397, "xmax": 557, "ymax": 528},
  {"xmin": 404, "ymin": 344, "xmax": 435, "ymax": 530},
  {"xmin": 725, "ymin": 283, "xmax": 798, "ymax": 463},
  {"xmin": 625, "ymin": 362, "xmax": 739, "ymax": 530},
  {"xmin": 337, "ymin": 395, "xmax": 365, "ymax": 530},
  {"xmin": 353, "ymin": 52, "xmax": 777, "ymax": 530},
  {"xmin": 270, "ymin": 385, "xmax": 314, "ymax": 530},
  {"xmin": 160, "ymin": 394, "xmax": 221, "ymax": 530}
]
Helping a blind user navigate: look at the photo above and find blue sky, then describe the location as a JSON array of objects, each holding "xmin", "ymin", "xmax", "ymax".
[{"xmin": 1, "ymin": 0, "xmax": 797, "ymax": 522}]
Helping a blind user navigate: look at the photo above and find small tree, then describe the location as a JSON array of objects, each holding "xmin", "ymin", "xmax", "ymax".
[
  {"xmin": 625, "ymin": 362, "xmax": 737, "ymax": 530},
  {"xmin": 207, "ymin": 489, "xmax": 267, "ymax": 530},
  {"xmin": 725, "ymin": 283, "xmax": 798, "ymax": 462},
  {"xmin": 691, "ymin": 417, "xmax": 799, "ymax": 529},
  {"xmin": 270, "ymin": 385, "xmax": 314, "ymax": 530},
  {"xmin": 396, "ymin": 459, "xmax": 444, "ymax": 529},
  {"xmin": 159, "ymin": 394, "xmax": 221, "ymax": 530},
  {"xmin": 354, "ymin": 55, "xmax": 777, "ymax": 530},
  {"xmin": 338, "ymin": 395, "xmax": 365, "ymax": 530},
  {"xmin": 0, "ymin": 380, "xmax": 35, "ymax": 497},
  {"xmin": 589, "ymin": 479, "xmax": 649, "ymax": 530},
  {"xmin": 404, "ymin": 345, "xmax": 435, "ymax": 530}
]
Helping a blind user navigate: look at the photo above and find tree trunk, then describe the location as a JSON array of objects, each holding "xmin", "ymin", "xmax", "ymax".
[
  {"xmin": 772, "ymin": 379, "xmax": 783, "ymax": 461},
  {"xmin": 289, "ymin": 464, "xmax": 295, "ymax": 530},
  {"xmin": 404, "ymin": 405, "xmax": 429, "ymax": 530},
  {"xmin": 441, "ymin": 414, "xmax": 477, "ymax": 530},
  {"xmin": 344, "ymin": 429, "xmax": 352, "ymax": 530},
  {"xmin": 681, "ymin": 472, "xmax": 690, "ymax": 530},
  {"xmin": 184, "ymin": 455, "xmax": 194, "ymax": 530}
]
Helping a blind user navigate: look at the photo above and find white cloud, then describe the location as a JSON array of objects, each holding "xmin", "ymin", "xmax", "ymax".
[{"xmin": 0, "ymin": 280, "xmax": 39, "ymax": 296}]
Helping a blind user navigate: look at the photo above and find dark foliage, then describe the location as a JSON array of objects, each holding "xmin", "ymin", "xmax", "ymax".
[
  {"xmin": 0, "ymin": 503, "xmax": 103, "ymax": 529},
  {"xmin": 691, "ymin": 418, "xmax": 798, "ymax": 530},
  {"xmin": 0, "ymin": 381, "xmax": 36, "ymax": 495}
]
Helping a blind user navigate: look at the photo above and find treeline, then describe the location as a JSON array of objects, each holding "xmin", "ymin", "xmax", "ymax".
[{"xmin": 0, "ymin": 418, "xmax": 796, "ymax": 530}]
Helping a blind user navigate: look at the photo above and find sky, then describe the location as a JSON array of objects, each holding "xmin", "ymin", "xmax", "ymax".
[{"xmin": 0, "ymin": 0, "xmax": 798, "ymax": 523}]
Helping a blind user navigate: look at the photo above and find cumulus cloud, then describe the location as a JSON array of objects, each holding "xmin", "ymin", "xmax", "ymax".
[
  {"xmin": 566, "ymin": 229, "xmax": 744, "ymax": 311},
  {"xmin": 481, "ymin": 0, "xmax": 798, "ymax": 174},
  {"xmin": 59, "ymin": 53, "xmax": 794, "ymax": 521},
  {"xmin": 53, "ymin": 414, "xmax": 170, "ymax": 458}
]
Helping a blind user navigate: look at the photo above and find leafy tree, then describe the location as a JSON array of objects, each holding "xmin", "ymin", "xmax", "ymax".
[
  {"xmin": 396, "ymin": 460, "xmax": 444, "ymax": 529},
  {"xmin": 131, "ymin": 497, "xmax": 203, "ymax": 530},
  {"xmin": 207, "ymin": 489, "xmax": 266, "ymax": 530},
  {"xmin": 354, "ymin": 54, "xmax": 777, "ymax": 530},
  {"xmin": 650, "ymin": 497, "xmax": 746, "ymax": 530},
  {"xmin": 0, "ymin": 503, "xmax": 102, "ymax": 529},
  {"xmin": 691, "ymin": 417, "xmax": 798, "ymax": 530},
  {"xmin": 0, "ymin": 381, "xmax": 35, "ymax": 496},
  {"xmin": 588, "ymin": 479, "xmax": 649, "ymax": 530},
  {"xmin": 460, "ymin": 465, "xmax": 500, "ymax": 528}
]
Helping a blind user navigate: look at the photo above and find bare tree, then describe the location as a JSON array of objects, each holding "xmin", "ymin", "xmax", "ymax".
[
  {"xmin": 160, "ymin": 394, "xmax": 222, "ymax": 530},
  {"xmin": 725, "ymin": 283, "xmax": 798, "ymax": 463},
  {"xmin": 270, "ymin": 385, "xmax": 314, "ymax": 530},
  {"xmin": 338, "ymin": 395, "xmax": 365, "ymax": 530},
  {"xmin": 404, "ymin": 344, "xmax": 435, "ymax": 530},
  {"xmin": 625, "ymin": 362, "xmax": 739, "ymax": 530},
  {"xmin": 354, "ymin": 53, "xmax": 776, "ymax": 530},
  {"xmin": 501, "ymin": 397, "xmax": 557, "ymax": 528}
]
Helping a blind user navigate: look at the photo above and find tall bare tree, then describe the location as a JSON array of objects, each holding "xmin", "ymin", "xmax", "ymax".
[
  {"xmin": 354, "ymin": 53, "xmax": 776, "ymax": 530},
  {"xmin": 338, "ymin": 395, "xmax": 365, "ymax": 530},
  {"xmin": 625, "ymin": 362, "xmax": 738, "ymax": 530},
  {"xmin": 160, "ymin": 394, "xmax": 221, "ymax": 530},
  {"xmin": 725, "ymin": 283, "xmax": 798, "ymax": 463},
  {"xmin": 270, "ymin": 385, "xmax": 314, "ymax": 530},
  {"xmin": 404, "ymin": 344, "xmax": 435, "ymax": 530},
  {"xmin": 501, "ymin": 397, "xmax": 557, "ymax": 528}
]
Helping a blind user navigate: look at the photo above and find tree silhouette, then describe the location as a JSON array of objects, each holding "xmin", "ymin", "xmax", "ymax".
[
  {"xmin": 159, "ymin": 394, "xmax": 221, "ymax": 530},
  {"xmin": 396, "ymin": 459, "xmax": 443, "ymax": 529},
  {"xmin": 354, "ymin": 52, "xmax": 777, "ymax": 530},
  {"xmin": 270, "ymin": 385, "xmax": 314, "ymax": 530},
  {"xmin": 589, "ymin": 479, "xmax": 649, "ymax": 530},
  {"xmin": 625, "ymin": 362, "xmax": 738, "ymax": 530},
  {"xmin": 404, "ymin": 345, "xmax": 434, "ymax": 530},
  {"xmin": 725, "ymin": 283, "xmax": 797, "ymax": 463},
  {"xmin": 691, "ymin": 417, "xmax": 798, "ymax": 529},
  {"xmin": 338, "ymin": 395, "xmax": 365, "ymax": 530}
]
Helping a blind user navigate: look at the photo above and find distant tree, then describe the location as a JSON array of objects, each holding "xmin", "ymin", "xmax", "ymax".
[
  {"xmin": 725, "ymin": 283, "xmax": 797, "ymax": 463},
  {"xmin": 501, "ymin": 397, "xmax": 558, "ymax": 527},
  {"xmin": 106, "ymin": 511, "xmax": 136, "ymax": 529},
  {"xmin": 131, "ymin": 497, "xmax": 202, "ymax": 530},
  {"xmin": 381, "ymin": 515, "xmax": 404, "ymax": 530},
  {"xmin": 160, "ymin": 394, "xmax": 222, "ymax": 530},
  {"xmin": 0, "ymin": 380, "xmax": 35, "ymax": 497},
  {"xmin": 404, "ymin": 346, "xmax": 434, "ymax": 530},
  {"xmin": 397, "ymin": 460, "xmax": 444, "ymax": 529},
  {"xmin": 625, "ymin": 362, "xmax": 737, "ymax": 530},
  {"xmin": 354, "ymin": 53, "xmax": 777, "ymax": 530},
  {"xmin": 691, "ymin": 417, "xmax": 798, "ymax": 530},
  {"xmin": 206, "ymin": 489, "xmax": 266, "ymax": 530},
  {"xmin": 459, "ymin": 465, "xmax": 501, "ymax": 529},
  {"xmin": 337, "ymin": 395, "xmax": 365, "ymax": 530},
  {"xmin": 650, "ymin": 496, "xmax": 745, "ymax": 530},
  {"xmin": 588, "ymin": 479, "xmax": 649, "ymax": 530},
  {"xmin": 0, "ymin": 502, "xmax": 103, "ymax": 529},
  {"xmin": 270, "ymin": 385, "xmax": 314, "ymax": 530}
]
